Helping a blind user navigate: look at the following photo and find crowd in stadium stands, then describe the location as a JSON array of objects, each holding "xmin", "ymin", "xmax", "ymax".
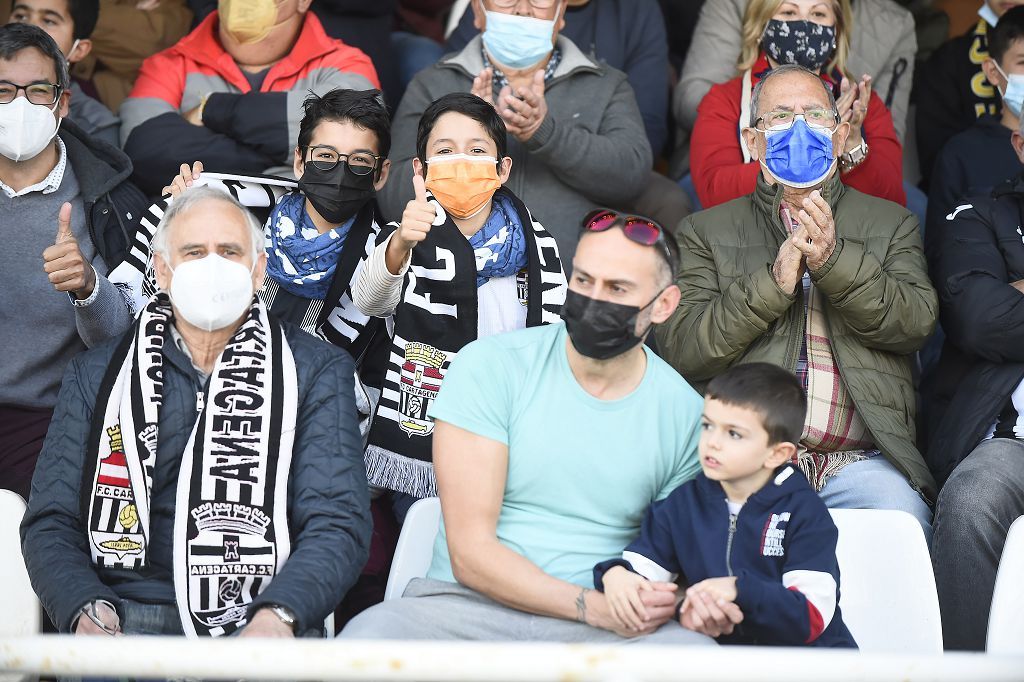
[{"xmin": 0, "ymin": 0, "xmax": 1022, "ymax": 658}]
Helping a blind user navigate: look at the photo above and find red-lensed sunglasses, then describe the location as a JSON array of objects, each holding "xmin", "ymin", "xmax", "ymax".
[{"xmin": 581, "ymin": 209, "xmax": 677, "ymax": 273}]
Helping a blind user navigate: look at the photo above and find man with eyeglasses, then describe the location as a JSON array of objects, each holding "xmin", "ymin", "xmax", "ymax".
[
  {"xmin": 658, "ymin": 64, "xmax": 939, "ymax": 539},
  {"xmin": 341, "ymin": 209, "xmax": 719, "ymax": 645},
  {"xmin": 380, "ymin": 0, "xmax": 653, "ymax": 262},
  {"xmin": 0, "ymin": 22, "xmax": 148, "ymax": 504}
]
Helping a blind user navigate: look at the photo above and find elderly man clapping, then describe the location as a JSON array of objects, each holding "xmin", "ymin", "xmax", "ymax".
[
  {"xmin": 21, "ymin": 187, "xmax": 371, "ymax": 639},
  {"xmin": 657, "ymin": 64, "xmax": 938, "ymax": 538}
]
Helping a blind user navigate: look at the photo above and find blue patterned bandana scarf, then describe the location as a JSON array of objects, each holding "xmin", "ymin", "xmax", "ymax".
[
  {"xmin": 265, "ymin": 191, "xmax": 353, "ymax": 299},
  {"xmin": 469, "ymin": 193, "xmax": 528, "ymax": 287}
]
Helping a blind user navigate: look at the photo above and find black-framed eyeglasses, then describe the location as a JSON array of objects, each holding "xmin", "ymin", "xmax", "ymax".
[
  {"xmin": 0, "ymin": 80, "xmax": 62, "ymax": 106},
  {"xmin": 753, "ymin": 109, "xmax": 839, "ymax": 132},
  {"xmin": 304, "ymin": 145, "xmax": 381, "ymax": 175},
  {"xmin": 581, "ymin": 208, "xmax": 678, "ymax": 277}
]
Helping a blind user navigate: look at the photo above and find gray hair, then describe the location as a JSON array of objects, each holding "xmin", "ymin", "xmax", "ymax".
[
  {"xmin": 0, "ymin": 23, "xmax": 70, "ymax": 91},
  {"xmin": 150, "ymin": 186, "xmax": 264, "ymax": 262},
  {"xmin": 749, "ymin": 63, "xmax": 838, "ymax": 128}
]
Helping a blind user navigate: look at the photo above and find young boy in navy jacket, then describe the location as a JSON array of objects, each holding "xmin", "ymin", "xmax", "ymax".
[{"xmin": 594, "ymin": 363, "xmax": 856, "ymax": 647}]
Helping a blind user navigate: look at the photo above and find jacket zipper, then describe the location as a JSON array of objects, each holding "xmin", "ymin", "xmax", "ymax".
[
  {"xmin": 196, "ymin": 391, "xmax": 205, "ymax": 414},
  {"xmin": 725, "ymin": 513, "xmax": 738, "ymax": 577}
]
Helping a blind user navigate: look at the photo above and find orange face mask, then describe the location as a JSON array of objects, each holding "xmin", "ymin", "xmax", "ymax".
[{"xmin": 424, "ymin": 154, "xmax": 502, "ymax": 220}]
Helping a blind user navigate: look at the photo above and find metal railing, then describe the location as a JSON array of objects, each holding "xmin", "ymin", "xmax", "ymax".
[{"xmin": 2, "ymin": 636, "xmax": 1023, "ymax": 681}]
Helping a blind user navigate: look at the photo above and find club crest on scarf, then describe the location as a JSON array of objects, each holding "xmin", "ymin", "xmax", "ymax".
[
  {"xmin": 90, "ymin": 425, "xmax": 145, "ymax": 559},
  {"xmin": 187, "ymin": 502, "xmax": 277, "ymax": 630},
  {"xmin": 398, "ymin": 342, "xmax": 448, "ymax": 437}
]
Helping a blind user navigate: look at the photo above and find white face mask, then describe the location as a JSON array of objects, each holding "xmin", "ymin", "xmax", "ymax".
[
  {"xmin": 0, "ymin": 96, "xmax": 62, "ymax": 162},
  {"xmin": 169, "ymin": 253, "xmax": 256, "ymax": 332},
  {"xmin": 994, "ymin": 62, "xmax": 1024, "ymax": 117},
  {"xmin": 980, "ymin": 2, "xmax": 1000, "ymax": 27}
]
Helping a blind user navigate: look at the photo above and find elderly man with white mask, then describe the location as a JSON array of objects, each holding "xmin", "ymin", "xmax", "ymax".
[{"xmin": 21, "ymin": 186, "xmax": 372, "ymax": 640}]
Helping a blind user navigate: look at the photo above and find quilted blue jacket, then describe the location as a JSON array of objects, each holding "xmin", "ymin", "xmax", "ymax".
[{"xmin": 20, "ymin": 320, "xmax": 371, "ymax": 634}]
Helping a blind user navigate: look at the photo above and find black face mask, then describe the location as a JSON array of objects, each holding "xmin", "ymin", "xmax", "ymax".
[
  {"xmin": 298, "ymin": 161, "xmax": 376, "ymax": 224},
  {"xmin": 760, "ymin": 19, "xmax": 837, "ymax": 72},
  {"xmin": 561, "ymin": 289, "xmax": 660, "ymax": 361}
]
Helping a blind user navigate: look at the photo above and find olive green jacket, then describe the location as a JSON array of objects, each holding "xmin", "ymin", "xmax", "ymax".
[{"xmin": 657, "ymin": 174, "xmax": 939, "ymax": 502}]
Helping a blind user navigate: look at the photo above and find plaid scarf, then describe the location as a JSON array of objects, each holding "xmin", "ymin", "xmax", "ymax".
[{"xmin": 782, "ymin": 206, "xmax": 875, "ymax": 491}]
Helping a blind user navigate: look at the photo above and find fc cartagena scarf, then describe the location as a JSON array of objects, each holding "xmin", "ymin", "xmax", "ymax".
[
  {"xmin": 364, "ymin": 186, "xmax": 567, "ymax": 497},
  {"xmin": 82, "ymin": 294, "xmax": 298, "ymax": 637}
]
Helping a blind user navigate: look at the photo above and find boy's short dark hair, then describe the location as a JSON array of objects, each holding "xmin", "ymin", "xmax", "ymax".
[
  {"xmin": 705, "ymin": 363, "xmax": 807, "ymax": 446},
  {"xmin": 989, "ymin": 6, "xmax": 1024, "ymax": 65},
  {"xmin": 66, "ymin": 0, "xmax": 100, "ymax": 40},
  {"xmin": 415, "ymin": 92, "xmax": 508, "ymax": 164},
  {"xmin": 297, "ymin": 88, "xmax": 391, "ymax": 165},
  {"xmin": 0, "ymin": 22, "xmax": 68, "ymax": 90}
]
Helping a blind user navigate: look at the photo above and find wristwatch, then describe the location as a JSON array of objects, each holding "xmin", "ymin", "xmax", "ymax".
[
  {"xmin": 840, "ymin": 140, "xmax": 869, "ymax": 172},
  {"xmin": 266, "ymin": 604, "xmax": 297, "ymax": 631}
]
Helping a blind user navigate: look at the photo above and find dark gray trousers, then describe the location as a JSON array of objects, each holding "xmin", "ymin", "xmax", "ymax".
[{"xmin": 932, "ymin": 438, "xmax": 1024, "ymax": 650}]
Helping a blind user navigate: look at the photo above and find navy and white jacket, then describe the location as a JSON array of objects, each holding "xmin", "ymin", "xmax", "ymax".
[{"xmin": 594, "ymin": 465, "xmax": 856, "ymax": 648}]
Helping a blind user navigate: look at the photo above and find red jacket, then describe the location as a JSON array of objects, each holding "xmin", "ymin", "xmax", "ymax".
[
  {"xmin": 120, "ymin": 11, "xmax": 380, "ymax": 195},
  {"xmin": 690, "ymin": 54, "xmax": 905, "ymax": 209}
]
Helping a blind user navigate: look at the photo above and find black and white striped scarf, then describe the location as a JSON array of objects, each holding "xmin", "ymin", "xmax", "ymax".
[
  {"xmin": 364, "ymin": 187, "xmax": 566, "ymax": 497},
  {"xmin": 107, "ymin": 172, "xmax": 296, "ymax": 315},
  {"xmin": 82, "ymin": 294, "xmax": 298, "ymax": 637}
]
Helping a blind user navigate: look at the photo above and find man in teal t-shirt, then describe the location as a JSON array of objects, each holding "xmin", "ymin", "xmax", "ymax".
[{"xmin": 341, "ymin": 210, "xmax": 731, "ymax": 645}]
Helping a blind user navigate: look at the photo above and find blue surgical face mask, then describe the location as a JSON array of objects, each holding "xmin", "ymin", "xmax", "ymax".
[
  {"xmin": 761, "ymin": 116, "xmax": 838, "ymax": 189},
  {"xmin": 482, "ymin": 10, "xmax": 556, "ymax": 70},
  {"xmin": 994, "ymin": 62, "xmax": 1024, "ymax": 117}
]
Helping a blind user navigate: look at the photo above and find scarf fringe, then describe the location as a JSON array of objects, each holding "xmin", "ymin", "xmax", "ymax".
[
  {"xmin": 365, "ymin": 445, "xmax": 437, "ymax": 498},
  {"xmin": 796, "ymin": 450, "xmax": 868, "ymax": 492}
]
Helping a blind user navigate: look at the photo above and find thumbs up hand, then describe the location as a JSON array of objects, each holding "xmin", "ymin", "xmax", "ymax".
[
  {"xmin": 386, "ymin": 168, "xmax": 436, "ymax": 275},
  {"xmin": 43, "ymin": 202, "xmax": 96, "ymax": 299}
]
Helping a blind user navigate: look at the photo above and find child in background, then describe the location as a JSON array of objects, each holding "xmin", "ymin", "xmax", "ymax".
[{"xmin": 594, "ymin": 363, "xmax": 857, "ymax": 647}]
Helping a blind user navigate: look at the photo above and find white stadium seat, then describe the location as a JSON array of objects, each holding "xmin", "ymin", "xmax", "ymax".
[
  {"xmin": 0, "ymin": 489, "xmax": 40, "ymax": 682},
  {"xmin": 384, "ymin": 497, "xmax": 442, "ymax": 600},
  {"xmin": 987, "ymin": 515, "xmax": 1024, "ymax": 654},
  {"xmin": 830, "ymin": 508, "xmax": 943, "ymax": 653}
]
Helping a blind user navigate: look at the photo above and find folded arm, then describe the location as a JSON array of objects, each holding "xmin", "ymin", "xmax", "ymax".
[{"xmin": 933, "ymin": 203, "xmax": 1024, "ymax": 363}]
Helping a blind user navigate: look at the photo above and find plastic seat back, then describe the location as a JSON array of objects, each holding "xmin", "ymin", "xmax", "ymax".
[
  {"xmin": 384, "ymin": 497, "xmax": 442, "ymax": 600},
  {"xmin": 830, "ymin": 508, "xmax": 943, "ymax": 653}
]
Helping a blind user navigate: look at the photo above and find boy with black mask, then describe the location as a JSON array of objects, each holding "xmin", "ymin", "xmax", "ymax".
[{"xmin": 161, "ymin": 88, "xmax": 392, "ymax": 433}]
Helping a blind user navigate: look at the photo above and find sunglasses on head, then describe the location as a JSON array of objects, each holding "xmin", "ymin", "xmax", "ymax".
[{"xmin": 582, "ymin": 209, "xmax": 677, "ymax": 273}]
